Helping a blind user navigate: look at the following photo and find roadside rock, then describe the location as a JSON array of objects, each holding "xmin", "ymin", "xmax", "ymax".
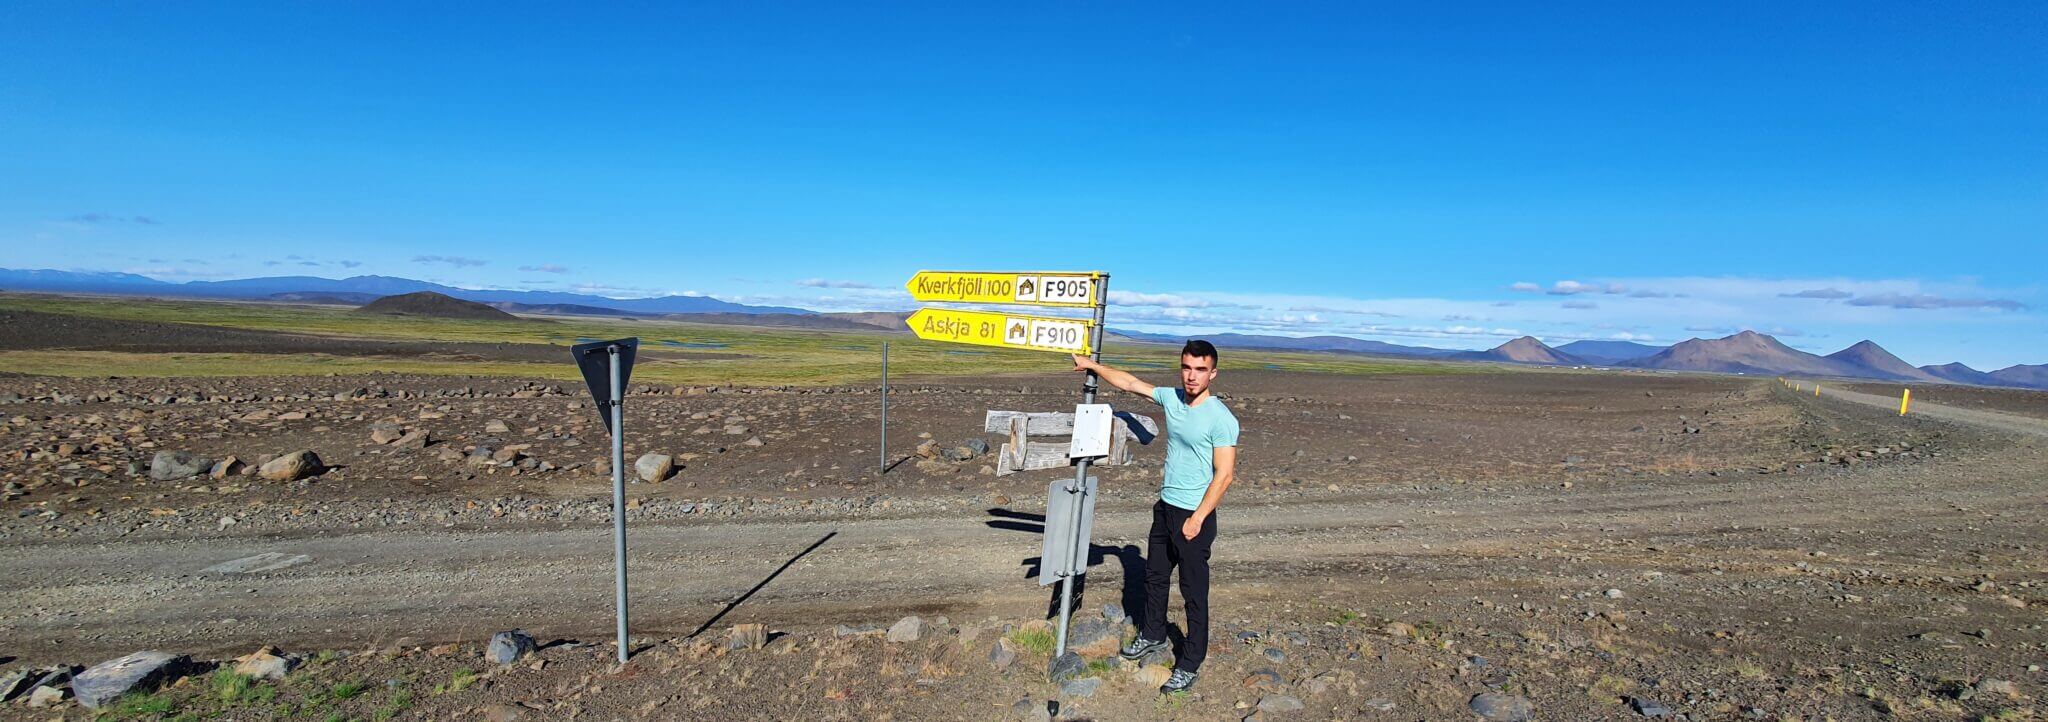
[
  {"xmin": 1060, "ymin": 676, "xmax": 1101, "ymax": 698},
  {"xmin": 370, "ymin": 423, "xmax": 405, "ymax": 444},
  {"xmin": 394, "ymin": 429, "xmax": 431, "ymax": 449},
  {"xmin": 1469, "ymin": 692, "xmax": 1535, "ymax": 722},
  {"xmin": 1258, "ymin": 695, "xmax": 1305, "ymax": 713},
  {"xmin": 1066, "ymin": 617, "xmax": 1123, "ymax": 657},
  {"xmin": 1135, "ymin": 664, "xmax": 1172, "ymax": 688},
  {"xmin": 887, "ymin": 615, "xmax": 925, "ymax": 642},
  {"xmin": 729, "ymin": 623, "xmax": 768, "ymax": 650},
  {"xmin": 27, "ymin": 685, "xmax": 66, "ymax": 708},
  {"xmin": 487, "ymin": 629, "xmax": 537, "ymax": 665},
  {"xmin": 73, "ymin": 651, "xmax": 190, "ymax": 709},
  {"xmin": 635, "ymin": 453, "xmax": 675, "ymax": 482},
  {"xmin": 988, "ymin": 638, "xmax": 1019, "ymax": 670},
  {"xmin": 233, "ymin": 647, "xmax": 297, "ymax": 681},
  {"xmin": 484, "ymin": 419, "xmax": 510, "ymax": 433},
  {"xmin": 259, "ymin": 450, "xmax": 323, "ymax": 481},
  {"xmin": 149, "ymin": 450, "xmax": 212, "ymax": 480},
  {"xmin": 209, "ymin": 456, "xmax": 243, "ymax": 479}
]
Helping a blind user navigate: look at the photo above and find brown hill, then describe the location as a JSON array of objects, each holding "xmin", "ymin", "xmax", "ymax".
[
  {"xmin": 1621, "ymin": 330, "xmax": 1860, "ymax": 376},
  {"xmin": 1919, "ymin": 362, "xmax": 2004, "ymax": 386},
  {"xmin": 356, "ymin": 292, "xmax": 520, "ymax": 321},
  {"xmin": 1455, "ymin": 336, "xmax": 1584, "ymax": 365},
  {"xmin": 1988, "ymin": 364, "xmax": 2048, "ymax": 390},
  {"xmin": 1825, "ymin": 340, "xmax": 1939, "ymax": 382}
]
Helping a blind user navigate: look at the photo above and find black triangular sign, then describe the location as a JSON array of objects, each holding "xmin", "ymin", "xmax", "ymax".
[{"xmin": 571, "ymin": 337, "xmax": 637, "ymax": 433}]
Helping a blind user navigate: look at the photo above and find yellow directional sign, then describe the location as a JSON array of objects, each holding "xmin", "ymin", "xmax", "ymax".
[
  {"xmin": 905, "ymin": 271, "xmax": 1100, "ymax": 308},
  {"xmin": 906, "ymin": 307, "xmax": 1094, "ymax": 355}
]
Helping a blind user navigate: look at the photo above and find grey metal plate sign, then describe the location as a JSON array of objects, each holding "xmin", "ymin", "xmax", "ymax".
[
  {"xmin": 571, "ymin": 337, "xmax": 637, "ymax": 433},
  {"xmin": 1038, "ymin": 475, "xmax": 1098, "ymax": 586}
]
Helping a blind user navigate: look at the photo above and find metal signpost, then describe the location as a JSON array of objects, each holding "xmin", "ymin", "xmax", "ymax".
[
  {"xmin": 880, "ymin": 341, "xmax": 889, "ymax": 474},
  {"xmin": 904, "ymin": 270, "xmax": 1110, "ymax": 674},
  {"xmin": 571, "ymin": 337, "xmax": 638, "ymax": 664}
]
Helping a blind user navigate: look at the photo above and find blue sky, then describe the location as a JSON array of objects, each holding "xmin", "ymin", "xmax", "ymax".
[{"xmin": 3, "ymin": 2, "xmax": 2043, "ymax": 368}]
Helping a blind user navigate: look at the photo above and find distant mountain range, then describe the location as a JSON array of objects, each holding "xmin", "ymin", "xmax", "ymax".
[
  {"xmin": 0, "ymin": 268, "xmax": 807, "ymax": 315},
  {"xmin": 3, "ymin": 267, "xmax": 2042, "ymax": 390}
]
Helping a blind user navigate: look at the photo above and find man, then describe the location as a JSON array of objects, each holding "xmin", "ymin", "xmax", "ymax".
[{"xmin": 1071, "ymin": 339, "xmax": 1239, "ymax": 694}]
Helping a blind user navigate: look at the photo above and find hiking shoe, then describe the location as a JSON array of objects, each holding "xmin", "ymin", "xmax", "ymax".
[
  {"xmin": 1160, "ymin": 668, "xmax": 1198, "ymax": 694},
  {"xmin": 1119, "ymin": 636, "xmax": 1168, "ymax": 661}
]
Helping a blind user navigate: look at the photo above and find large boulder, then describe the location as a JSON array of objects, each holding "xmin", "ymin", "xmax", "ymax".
[
  {"xmin": 635, "ymin": 453, "xmax": 674, "ymax": 482},
  {"xmin": 73, "ymin": 651, "xmax": 191, "ymax": 709},
  {"xmin": 259, "ymin": 450, "xmax": 322, "ymax": 481},
  {"xmin": 149, "ymin": 450, "xmax": 213, "ymax": 481}
]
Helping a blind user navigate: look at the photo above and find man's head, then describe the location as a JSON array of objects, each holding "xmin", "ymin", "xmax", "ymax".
[{"xmin": 1179, "ymin": 339, "xmax": 1219, "ymax": 398}]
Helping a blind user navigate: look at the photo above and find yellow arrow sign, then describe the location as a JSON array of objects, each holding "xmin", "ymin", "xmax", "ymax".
[
  {"xmin": 905, "ymin": 270, "xmax": 1101, "ymax": 308},
  {"xmin": 905, "ymin": 307, "xmax": 1094, "ymax": 355}
]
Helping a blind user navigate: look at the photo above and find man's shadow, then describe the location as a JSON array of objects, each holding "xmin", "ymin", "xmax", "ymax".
[{"xmin": 985, "ymin": 508, "xmax": 1146, "ymax": 622}]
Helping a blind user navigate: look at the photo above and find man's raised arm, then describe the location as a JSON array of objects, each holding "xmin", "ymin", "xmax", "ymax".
[{"xmin": 1071, "ymin": 355, "xmax": 1156, "ymax": 398}]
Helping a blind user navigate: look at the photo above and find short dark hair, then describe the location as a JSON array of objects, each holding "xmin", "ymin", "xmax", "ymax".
[{"xmin": 1181, "ymin": 339, "xmax": 1218, "ymax": 366}]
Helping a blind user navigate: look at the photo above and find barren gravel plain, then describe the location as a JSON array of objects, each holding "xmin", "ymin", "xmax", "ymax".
[{"xmin": 2, "ymin": 299, "xmax": 2045, "ymax": 721}]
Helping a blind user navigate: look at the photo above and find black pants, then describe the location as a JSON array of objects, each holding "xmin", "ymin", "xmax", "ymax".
[{"xmin": 1142, "ymin": 500, "xmax": 1216, "ymax": 672}]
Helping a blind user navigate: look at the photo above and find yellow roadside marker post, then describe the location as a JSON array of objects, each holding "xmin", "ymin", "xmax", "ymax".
[
  {"xmin": 1815, "ymin": 384, "xmax": 1821, "ymax": 397},
  {"xmin": 1900, "ymin": 388, "xmax": 1911, "ymax": 416}
]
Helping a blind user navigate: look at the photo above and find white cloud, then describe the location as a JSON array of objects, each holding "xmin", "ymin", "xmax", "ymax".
[{"xmin": 796, "ymin": 278, "xmax": 876, "ymax": 289}]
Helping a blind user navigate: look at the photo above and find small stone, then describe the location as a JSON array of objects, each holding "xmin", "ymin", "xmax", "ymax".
[
  {"xmin": 482, "ymin": 703, "xmax": 526, "ymax": 722},
  {"xmin": 1243, "ymin": 668, "xmax": 1286, "ymax": 691},
  {"xmin": 1629, "ymin": 696, "xmax": 1673, "ymax": 718},
  {"xmin": 1363, "ymin": 698, "xmax": 1397, "ymax": 711},
  {"xmin": 1046, "ymin": 651, "xmax": 1085, "ymax": 682},
  {"xmin": 1012, "ymin": 697, "xmax": 1051, "ymax": 722},
  {"xmin": 1605, "ymin": 588, "xmax": 1625, "ymax": 599},
  {"xmin": 1973, "ymin": 679, "xmax": 2019, "ymax": 699},
  {"xmin": 1060, "ymin": 676, "xmax": 1101, "ymax": 698},
  {"xmin": 259, "ymin": 450, "xmax": 323, "ymax": 481},
  {"xmin": 484, "ymin": 419, "xmax": 510, "ymax": 433},
  {"xmin": 209, "ymin": 456, "xmax": 243, "ymax": 479},
  {"xmin": 1257, "ymin": 695, "xmax": 1305, "ymax": 713},
  {"xmin": 743, "ymin": 436, "xmax": 764, "ymax": 447},
  {"xmin": 1263, "ymin": 647, "xmax": 1286, "ymax": 663},
  {"xmin": 149, "ymin": 450, "xmax": 212, "ymax": 481},
  {"xmin": 635, "ymin": 453, "xmax": 675, "ymax": 482},
  {"xmin": 1469, "ymin": 692, "xmax": 1535, "ymax": 722},
  {"xmin": 394, "ymin": 429, "xmax": 431, "ymax": 449},
  {"xmin": 1382, "ymin": 621, "xmax": 1417, "ymax": 638},
  {"xmin": 887, "ymin": 615, "xmax": 925, "ymax": 642},
  {"xmin": 1101, "ymin": 602, "xmax": 1127, "ymax": 623},
  {"xmin": 988, "ymin": 638, "xmax": 1019, "ymax": 670},
  {"xmin": 728, "ymin": 623, "xmax": 768, "ymax": 650},
  {"xmin": 370, "ymin": 423, "xmax": 404, "ymax": 444},
  {"xmin": 233, "ymin": 647, "xmax": 297, "ymax": 681},
  {"xmin": 487, "ymin": 629, "xmax": 537, "ymax": 665},
  {"xmin": 27, "ymin": 685, "xmax": 66, "ymax": 708}
]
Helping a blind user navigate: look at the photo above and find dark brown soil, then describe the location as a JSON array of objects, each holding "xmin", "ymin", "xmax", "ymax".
[
  {"xmin": 355, "ymin": 291, "xmax": 520, "ymax": 321},
  {"xmin": 0, "ymin": 308, "xmax": 570, "ymax": 363}
]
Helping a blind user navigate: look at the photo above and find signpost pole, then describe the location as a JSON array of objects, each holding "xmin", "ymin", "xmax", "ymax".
[
  {"xmin": 1053, "ymin": 275, "xmax": 1109, "ymax": 661},
  {"xmin": 609, "ymin": 345, "xmax": 630, "ymax": 664},
  {"xmin": 880, "ymin": 341, "xmax": 889, "ymax": 475}
]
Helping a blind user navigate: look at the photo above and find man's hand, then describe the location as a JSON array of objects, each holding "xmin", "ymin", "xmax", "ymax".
[
  {"xmin": 1181, "ymin": 513, "xmax": 1204, "ymax": 541},
  {"xmin": 1072, "ymin": 355, "xmax": 1155, "ymax": 397}
]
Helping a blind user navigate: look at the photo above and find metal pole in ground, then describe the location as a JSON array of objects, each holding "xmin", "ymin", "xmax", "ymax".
[
  {"xmin": 1053, "ymin": 274, "xmax": 1109, "ymax": 661},
  {"xmin": 609, "ymin": 345, "xmax": 630, "ymax": 664},
  {"xmin": 880, "ymin": 341, "xmax": 889, "ymax": 475}
]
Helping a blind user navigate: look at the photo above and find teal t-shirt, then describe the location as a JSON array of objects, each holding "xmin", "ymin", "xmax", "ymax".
[{"xmin": 1149, "ymin": 386, "xmax": 1241, "ymax": 510}]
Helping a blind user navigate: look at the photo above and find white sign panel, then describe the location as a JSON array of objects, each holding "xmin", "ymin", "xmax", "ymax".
[
  {"xmin": 1068, "ymin": 404, "xmax": 1114, "ymax": 459},
  {"xmin": 1027, "ymin": 318, "xmax": 1088, "ymax": 352}
]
